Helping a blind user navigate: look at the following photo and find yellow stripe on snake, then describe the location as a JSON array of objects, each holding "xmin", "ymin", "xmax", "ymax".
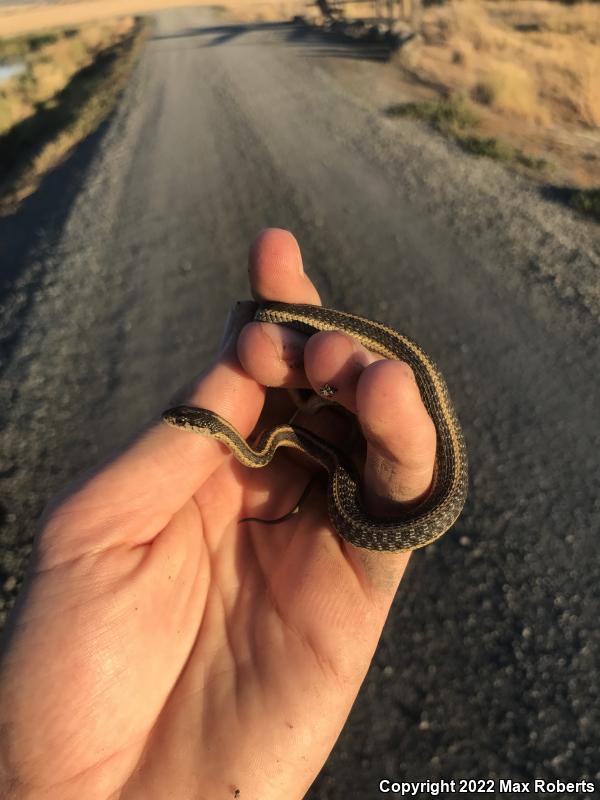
[{"xmin": 162, "ymin": 302, "xmax": 468, "ymax": 552}]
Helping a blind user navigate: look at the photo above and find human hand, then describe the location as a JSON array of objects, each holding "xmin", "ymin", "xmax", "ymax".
[{"xmin": 0, "ymin": 229, "xmax": 436, "ymax": 800}]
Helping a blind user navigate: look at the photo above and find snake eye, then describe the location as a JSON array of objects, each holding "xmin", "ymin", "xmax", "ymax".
[{"xmin": 163, "ymin": 409, "xmax": 182, "ymax": 425}]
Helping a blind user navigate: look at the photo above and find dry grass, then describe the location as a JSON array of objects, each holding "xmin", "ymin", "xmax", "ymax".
[
  {"xmin": 0, "ymin": 18, "xmax": 135, "ymax": 136},
  {"xmin": 388, "ymin": 0, "xmax": 600, "ymax": 195},
  {"xmin": 0, "ymin": 18, "xmax": 148, "ymax": 212},
  {"xmin": 491, "ymin": 1, "xmax": 600, "ymax": 41},
  {"xmin": 222, "ymin": 1, "xmax": 305, "ymax": 22},
  {"xmin": 473, "ymin": 62, "xmax": 542, "ymax": 119},
  {"xmin": 406, "ymin": 1, "xmax": 600, "ymax": 129}
]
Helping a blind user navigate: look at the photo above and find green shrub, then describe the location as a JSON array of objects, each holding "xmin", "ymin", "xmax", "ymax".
[
  {"xmin": 570, "ymin": 188, "xmax": 600, "ymax": 221},
  {"xmin": 386, "ymin": 95, "xmax": 547, "ymax": 173},
  {"xmin": 386, "ymin": 93, "xmax": 479, "ymax": 134}
]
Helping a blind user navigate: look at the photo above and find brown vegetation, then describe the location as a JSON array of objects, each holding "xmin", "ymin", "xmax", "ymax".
[
  {"xmin": 219, "ymin": 2, "xmax": 305, "ymax": 22},
  {"xmin": 412, "ymin": 1, "xmax": 600, "ymax": 129},
  {"xmin": 314, "ymin": 1, "xmax": 599, "ymax": 216},
  {"xmin": 391, "ymin": 1, "xmax": 600, "ymax": 191},
  {"xmin": 0, "ymin": 18, "xmax": 135, "ymax": 135},
  {"xmin": 0, "ymin": 18, "xmax": 148, "ymax": 212}
]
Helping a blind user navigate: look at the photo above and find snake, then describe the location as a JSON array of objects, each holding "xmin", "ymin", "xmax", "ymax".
[{"xmin": 162, "ymin": 302, "xmax": 468, "ymax": 552}]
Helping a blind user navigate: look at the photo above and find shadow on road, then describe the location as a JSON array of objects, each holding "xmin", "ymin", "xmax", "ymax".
[
  {"xmin": 152, "ymin": 20, "xmax": 402, "ymax": 63},
  {"xmin": 539, "ymin": 184, "xmax": 599, "ymax": 223},
  {"xmin": 0, "ymin": 118, "xmax": 111, "ymax": 376}
]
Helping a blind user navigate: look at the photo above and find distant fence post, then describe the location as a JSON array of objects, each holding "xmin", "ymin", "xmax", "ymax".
[
  {"xmin": 410, "ymin": 0, "xmax": 422, "ymax": 32},
  {"xmin": 312, "ymin": 0, "xmax": 421, "ymax": 32}
]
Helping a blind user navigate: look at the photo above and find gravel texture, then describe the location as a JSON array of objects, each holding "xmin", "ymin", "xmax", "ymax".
[{"xmin": 0, "ymin": 9, "xmax": 599, "ymax": 797}]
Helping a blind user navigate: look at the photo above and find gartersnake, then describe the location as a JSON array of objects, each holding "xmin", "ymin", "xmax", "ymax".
[{"xmin": 162, "ymin": 302, "xmax": 468, "ymax": 552}]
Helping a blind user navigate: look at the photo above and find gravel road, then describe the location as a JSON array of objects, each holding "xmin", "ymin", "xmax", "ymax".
[{"xmin": 1, "ymin": 7, "xmax": 599, "ymax": 797}]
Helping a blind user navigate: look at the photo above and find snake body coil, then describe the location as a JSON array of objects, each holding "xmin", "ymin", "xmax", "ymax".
[{"xmin": 163, "ymin": 302, "xmax": 468, "ymax": 552}]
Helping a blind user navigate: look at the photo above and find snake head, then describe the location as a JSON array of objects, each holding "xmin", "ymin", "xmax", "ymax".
[{"xmin": 162, "ymin": 406, "xmax": 195, "ymax": 428}]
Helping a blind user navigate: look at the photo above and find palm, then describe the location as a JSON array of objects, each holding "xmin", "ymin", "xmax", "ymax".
[
  {"xmin": 123, "ymin": 455, "xmax": 375, "ymax": 797},
  {"xmin": 6, "ymin": 453, "xmax": 370, "ymax": 799}
]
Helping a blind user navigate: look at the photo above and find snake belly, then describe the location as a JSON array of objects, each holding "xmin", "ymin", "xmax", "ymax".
[{"xmin": 162, "ymin": 301, "xmax": 468, "ymax": 552}]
